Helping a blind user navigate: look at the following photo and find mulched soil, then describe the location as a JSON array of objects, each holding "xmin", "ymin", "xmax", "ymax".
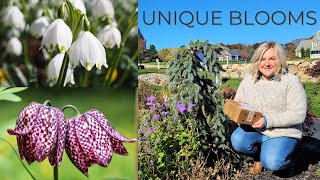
[{"xmin": 239, "ymin": 136, "xmax": 320, "ymax": 180}]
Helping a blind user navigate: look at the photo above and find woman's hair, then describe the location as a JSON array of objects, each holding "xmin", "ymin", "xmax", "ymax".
[{"xmin": 250, "ymin": 41, "xmax": 287, "ymax": 81}]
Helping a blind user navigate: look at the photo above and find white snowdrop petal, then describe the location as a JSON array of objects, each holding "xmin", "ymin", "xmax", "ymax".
[
  {"xmin": 30, "ymin": 17, "xmax": 50, "ymax": 38},
  {"xmin": 6, "ymin": 37, "xmax": 22, "ymax": 56},
  {"xmin": 3, "ymin": 6, "xmax": 25, "ymax": 30},
  {"xmin": 69, "ymin": 31, "xmax": 107, "ymax": 71},
  {"xmin": 93, "ymin": 0, "xmax": 114, "ymax": 18},
  {"xmin": 42, "ymin": 19, "xmax": 72, "ymax": 53},
  {"xmin": 47, "ymin": 53, "xmax": 74, "ymax": 86}
]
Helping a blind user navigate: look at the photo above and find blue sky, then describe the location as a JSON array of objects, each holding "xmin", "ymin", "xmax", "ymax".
[{"xmin": 139, "ymin": 0, "xmax": 320, "ymax": 50}]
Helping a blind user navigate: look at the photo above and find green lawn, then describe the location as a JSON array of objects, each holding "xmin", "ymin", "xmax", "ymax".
[
  {"xmin": 0, "ymin": 88, "xmax": 137, "ymax": 180},
  {"xmin": 138, "ymin": 68, "xmax": 167, "ymax": 74},
  {"xmin": 140, "ymin": 62, "xmax": 167, "ymax": 65}
]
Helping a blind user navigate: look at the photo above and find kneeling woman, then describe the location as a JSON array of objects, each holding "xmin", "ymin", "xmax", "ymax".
[{"xmin": 230, "ymin": 42, "xmax": 307, "ymax": 175}]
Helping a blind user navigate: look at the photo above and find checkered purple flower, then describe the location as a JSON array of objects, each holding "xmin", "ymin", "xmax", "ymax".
[
  {"xmin": 7, "ymin": 102, "xmax": 67, "ymax": 167},
  {"xmin": 65, "ymin": 109, "xmax": 136, "ymax": 176}
]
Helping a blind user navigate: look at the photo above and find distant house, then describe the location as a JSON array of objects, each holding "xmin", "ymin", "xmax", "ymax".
[
  {"xmin": 229, "ymin": 49, "xmax": 244, "ymax": 61},
  {"xmin": 218, "ymin": 50, "xmax": 231, "ymax": 61},
  {"xmin": 295, "ymin": 30, "xmax": 320, "ymax": 58}
]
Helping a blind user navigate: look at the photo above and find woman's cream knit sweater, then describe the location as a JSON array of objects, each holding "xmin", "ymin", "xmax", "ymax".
[{"xmin": 234, "ymin": 73, "xmax": 307, "ymax": 139}]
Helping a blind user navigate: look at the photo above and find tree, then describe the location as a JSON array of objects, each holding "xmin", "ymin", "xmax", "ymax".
[
  {"xmin": 149, "ymin": 44, "xmax": 157, "ymax": 59},
  {"xmin": 158, "ymin": 48, "xmax": 174, "ymax": 62},
  {"xmin": 305, "ymin": 48, "xmax": 311, "ymax": 58},
  {"xmin": 285, "ymin": 42, "xmax": 297, "ymax": 59},
  {"xmin": 301, "ymin": 47, "xmax": 305, "ymax": 58}
]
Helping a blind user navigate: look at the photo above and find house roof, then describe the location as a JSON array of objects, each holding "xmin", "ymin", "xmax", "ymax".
[
  {"xmin": 138, "ymin": 28, "xmax": 144, "ymax": 40},
  {"xmin": 229, "ymin": 49, "xmax": 242, "ymax": 56},
  {"xmin": 295, "ymin": 39, "xmax": 312, "ymax": 51},
  {"xmin": 312, "ymin": 30, "xmax": 320, "ymax": 41}
]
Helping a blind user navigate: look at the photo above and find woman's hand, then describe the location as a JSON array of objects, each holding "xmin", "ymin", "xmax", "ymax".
[{"xmin": 252, "ymin": 117, "xmax": 264, "ymax": 129}]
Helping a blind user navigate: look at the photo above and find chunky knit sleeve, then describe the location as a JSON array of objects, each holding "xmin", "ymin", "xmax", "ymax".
[
  {"xmin": 234, "ymin": 77, "xmax": 247, "ymax": 101},
  {"xmin": 264, "ymin": 76, "xmax": 307, "ymax": 128}
]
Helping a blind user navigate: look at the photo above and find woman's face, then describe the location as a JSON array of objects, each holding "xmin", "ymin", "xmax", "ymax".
[{"xmin": 258, "ymin": 48, "xmax": 278, "ymax": 80}]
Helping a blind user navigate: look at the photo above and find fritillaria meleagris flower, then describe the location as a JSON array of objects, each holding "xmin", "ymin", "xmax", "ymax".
[
  {"xmin": 65, "ymin": 109, "xmax": 136, "ymax": 176},
  {"xmin": 7, "ymin": 102, "xmax": 67, "ymax": 167}
]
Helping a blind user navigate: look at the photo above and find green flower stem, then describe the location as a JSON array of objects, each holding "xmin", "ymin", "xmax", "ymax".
[
  {"xmin": 54, "ymin": 166, "xmax": 58, "ymax": 180},
  {"xmin": 0, "ymin": 138, "xmax": 37, "ymax": 180},
  {"xmin": 43, "ymin": 100, "xmax": 51, "ymax": 106},
  {"xmin": 82, "ymin": 70, "xmax": 90, "ymax": 87},
  {"xmin": 62, "ymin": 105, "xmax": 81, "ymax": 116},
  {"xmin": 56, "ymin": 0, "xmax": 84, "ymax": 87},
  {"xmin": 106, "ymin": 10, "xmax": 138, "ymax": 87},
  {"xmin": 116, "ymin": 50, "xmax": 138, "ymax": 86},
  {"xmin": 56, "ymin": 54, "xmax": 69, "ymax": 87}
]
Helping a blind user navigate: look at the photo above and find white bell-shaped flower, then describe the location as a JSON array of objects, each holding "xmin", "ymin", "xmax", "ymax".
[
  {"xmin": 2, "ymin": 6, "xmax": 25, "ymax": 30},
  {"xmin": 70, "ymin": 0, "xmax": 86, "ymax": 14},
  {"xmin": 42, "ymin": 19, "xmax": 73, "ymax": 53},
  {"xmin": 47, "ymin": 53, "xmax": 75, "ymax": 86},
  {"xmin": 97, "ymin": 22, "xmax": 121, "ymax": 48},
  {"xmin": 68, "ymin": 31, "xmax": 108, "ymax": 71},
  {"xmin": 30, "ymin": 17, "xmax": 50, "ymax": 38},
  {"xmin": 6, "ymin": 37, "xmax": 22, "ymax": 56},
  {"xmin": 92, "ymin": 0, "xmax": 114, "ymax": 18},
  {"xmin": 28, "ymin": 0, "xmax": 39, "ymax": 7}
]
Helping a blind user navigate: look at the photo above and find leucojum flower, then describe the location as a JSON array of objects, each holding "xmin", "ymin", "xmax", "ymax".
[
  {"xmin": 7, "ymin": 102, "xmax": 67, "ymax": 166},
  {"xmin": 6, "ymin": 37, "xmax": 22, "ymax": 56},
  {"xmin": 68, "ymin": 31, "xmax": 108, "ymax": 70},
  {"xmin": 97, "ymin": 22, "xmax": 121, "ymax": 48},
  {"xmin": 41, "ymin": 19, "xmax": 73, "ymax": 53},
  {"xmin": 30, "ymin": 17, "xmax": 50, "ymax": 38},
  {"xmin": 2, "ymin": 6, "xmax": 25, "ymax": 30},
  {"xmin": 47, "ymin": 53, "xmax": 75, "ymax": 86},
  {"xmin": 7, "ymin": 101, "xmax": 136, "ymax": 177}
]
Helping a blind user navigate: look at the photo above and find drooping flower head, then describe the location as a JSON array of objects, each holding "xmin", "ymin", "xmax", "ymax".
[
  {"xmin": 68, "ymin": 31, "xmax": 108, "ymax": 70},
  {"xmin": 65, "ymin": 109, "xmax": 136, "ymax": 176},
  {"xmin": 2, "ymin": 6, "xmax": 25, "ymax": 30},
  {"xmin": 92, "ymin": 0, "xmax": 114, "ymax": 18},
  {"xmin": 97, "ymin": 22, "xmax": 121, "ymax": 48},
  {"xmin": 42, "ymin": 19, "xmax": 73, "ymax": 53},
  {"xmin": 6, "ymin": 37, "xmax": 22, "ymax": 56},
  {"xmin": 7, "ymin": 102, "xmax": 67, "ymax": 167},
  {"xmin": 47, "ymin": 53, "xmax": 75, "ymax": 86},
  {"xmin": 30, "ymin": 17, "xmax": 50, "ymax": 38}
]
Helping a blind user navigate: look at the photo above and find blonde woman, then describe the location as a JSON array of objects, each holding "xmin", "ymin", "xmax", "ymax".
[{"xmin": 230, "ymin": 42, "xmax": 307, "ymax": 175}]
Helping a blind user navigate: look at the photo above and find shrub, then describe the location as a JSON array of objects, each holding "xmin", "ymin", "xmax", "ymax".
[
  {"xmin": 138, "ymin": 95, "xmax": 202, "ymax": 179},
  {"xmin": 166, "ymin": 40, "xmax": 240, "ymax": 163},
  {"xmin": 305, "ymin": 61, "xmax": 320, "ymax": 78}
]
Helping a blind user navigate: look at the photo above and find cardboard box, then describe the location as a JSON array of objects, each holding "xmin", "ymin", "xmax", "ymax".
[{"xmin": 223, "ymin": 100, "xmax": 263, "ymax": 125}]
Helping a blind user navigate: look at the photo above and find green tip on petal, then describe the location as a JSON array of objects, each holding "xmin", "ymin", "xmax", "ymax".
[
  {"xmin": 86, "ymin": 62, "xmax": 91, "ymax": 70},
  {"xmin": 60, "ymin": 46, "xmax": 66, "ymax": 52},
  {"xmin": 50, "ymin": 44, "xmax": 54, "ymax": 50},
  {"xmin": 97, "ymin": 63, "xmax": 102, "ymax": 69}
]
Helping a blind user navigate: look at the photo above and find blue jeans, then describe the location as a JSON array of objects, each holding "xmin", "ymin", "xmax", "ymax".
[{"xmin": 231, "ymin": 125, "xmax": 299, "ymax": 171}]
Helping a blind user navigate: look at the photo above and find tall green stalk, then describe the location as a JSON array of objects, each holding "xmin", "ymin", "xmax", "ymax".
[{"xmin": 106, "ymin": 10, "xmax": 138, "ymax": 87}]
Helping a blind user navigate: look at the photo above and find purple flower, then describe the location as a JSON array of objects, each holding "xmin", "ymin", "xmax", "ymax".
[
  {"xmin": 147, "ymin": 96, "xmax": 155, "ymax": 102},
  {"xmin": 176, "ymin": 102, "xmax": 186, "ymax": 113},
  {"xmin": 149, "ymin": 105, "xmax": 156, "ymax": 111},
  {"xmin": 152, "ymin": 114, "xmax": 160, "ymax": 121},
  {"xmin": 173, "ymin": 116, "xmax": 178, "ymax": 121},
  {"xmin": 161, "ymin": 111, "xmax": 169, "ymax": 115},
  {"xmin": 143, "ymin": 121, "xmax": 148, "ymax": 126},
  {"xmin": 163, "ymin": 103, "xmax": 168, "ymax": 107},
  {"xmin": 65, "ymin": 109, "xmax": 136, "ymax": 176},
  {"xmin": 7, "ymin": 102, "xmax": 67, "ymax": 167},
  {"xmin": 187, "ymin": 103, "xmax": 196, "ymax": 112}
]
